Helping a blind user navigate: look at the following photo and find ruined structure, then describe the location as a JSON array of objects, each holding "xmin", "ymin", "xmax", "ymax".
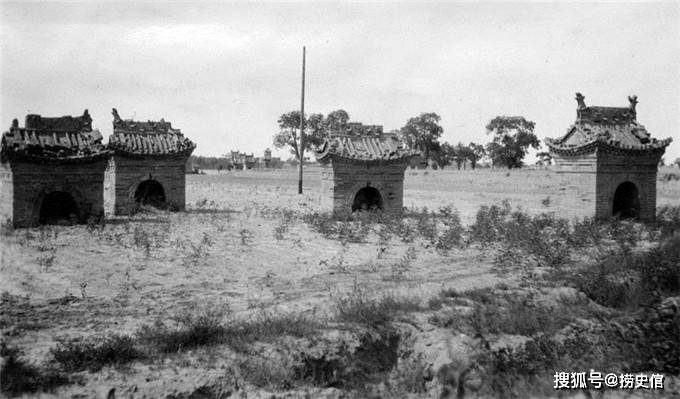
[
  {"xmin": 315, "ymin": 123, "xmax": 418, "ymax": 214},
  {"xmin": 546, "ymin": 93, "xmax": 672, "ymax": 221},
  {"xmin": 105, "ymin": 109, "xmax": 195, "ymax": 215},
  {"xmin": 0, "ymin": 110, "xmax": 109, "ymax": 227}
]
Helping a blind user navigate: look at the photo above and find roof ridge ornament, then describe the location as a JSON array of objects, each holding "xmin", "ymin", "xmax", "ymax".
[
  {"xmin": 575, "ymin": 92, "xmax": 587, "ymax": 110},
  {"xmin": 628, "ymin": 95, "xmax": 638, "ymax": 116}
]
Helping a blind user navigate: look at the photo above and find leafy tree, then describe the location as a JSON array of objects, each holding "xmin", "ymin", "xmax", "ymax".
[
  {"xmin": 485, "ymin": 116, "xmax": 540, "ymax": 169},
  {"xmin": 324, "ymin": 109, "xmax": 350, "ymax": 134},
  {"xmin": 273, "ymin": 111, "xmax": 326, "ymax": 161},
  {"xmin": 453, "ymin": 142, "xmax": 468, "ymax": 170},
  {"xmin": 464, "ymin": 142, "xmax": 486, "ymax": 169},
  {"xmin": 399, "ymin": 113, "xmax": 444, "ymax": 163},
  {"xmin": 435, "ymin": 142, "xmax": 455, "ymax": 169}
]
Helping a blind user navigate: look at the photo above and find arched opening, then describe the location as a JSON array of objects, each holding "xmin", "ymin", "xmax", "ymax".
[
  {"xmin": 134, "ymin": 179, "xmax": 166, "ymax": 208},
  {"xmin": 612, "ymin": 182, "xmax": 640, "ymax": 219},
  {"xmin": 352, "ymin": 186, "xmax": 383, "ymax": 212},
  {"xmin": 40, "ymin": 191, "xmax": 79, "ymax": 225}
]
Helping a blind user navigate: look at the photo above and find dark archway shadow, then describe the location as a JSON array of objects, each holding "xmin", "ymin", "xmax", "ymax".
[
  {"xmin": 135, "ymin": 180, "xmax": 166, "ymax": 208},
  {"xmin": 40, "ymin": 191, "xmax": 79, "ymax": 225},
  {"xmin": 613, "ymin": 181, "xmax": 640, "ymax": 219},
  {"xmin": 352, "ymin": 186, "xmax": 383, "ymax": 212}
]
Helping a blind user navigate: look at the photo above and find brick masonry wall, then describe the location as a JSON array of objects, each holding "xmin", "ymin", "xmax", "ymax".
[
  {"xmin": 322, "ymin": 162, "xmax": 408, "ymax": 214},
  {"xmin": 0, "ymin": 163, "xmax": 14, "ymax": 225},
  {"xmin": 553, "ymin": 151, "xmax": 661, "ymax": 221},
  {"xmin": 104, "ymin": 156, "xmax": 189, "ymax": 215},
  {"xmin": 6, "ymin": 160, "xmax": 107, "ymax": 227},
  {"xmin": 595, "ymin": 152, "xmax": 660, "ymax": 221},
  {"xmin": 553, "ymin": 153, "xmax": 598, "ymax": 218}
]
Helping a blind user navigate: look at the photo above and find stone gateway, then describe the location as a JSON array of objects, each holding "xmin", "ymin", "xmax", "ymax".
[{"xmin": 545, "ymin": 93, "xmax": 672, "ymax": 221}]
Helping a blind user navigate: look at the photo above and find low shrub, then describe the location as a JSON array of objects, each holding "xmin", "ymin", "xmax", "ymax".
[
  {"xmin": 237, "ymin": 353, "xmax": 295, "ymax": 389},
  {"xmin": 1, "ymin": 343, "xmax": 70, "ymax": 396},
  {"xmin": 138, "ymin": 308, "xmax": 320, "ymax": 354},
  {"xmin": 572, "ymin": 235, "xmax": 680, "ymax": 309},
  {"xmin": 334, "ymin": 287, "xmax": 421, "ymax": 328},
  {"xmin": 137, "ymin": 314, "xmax": 226, "ymax": 353},
  {"xmin": 50, "ymin": 334, "xmax": 142, "ymax": 372}
]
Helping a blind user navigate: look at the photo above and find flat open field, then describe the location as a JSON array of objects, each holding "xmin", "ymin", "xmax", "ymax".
[{"xmin": 1, "ymin": 167, "xmax": 679, "ymax": 398}]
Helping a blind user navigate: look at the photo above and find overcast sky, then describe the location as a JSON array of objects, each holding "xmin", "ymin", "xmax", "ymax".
[{"xmin": 1, "ymin": 1, "xmax": 678, "ymax": 162}]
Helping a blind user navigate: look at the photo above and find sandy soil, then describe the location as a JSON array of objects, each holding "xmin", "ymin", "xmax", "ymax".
[{"xmin": 1, "ymin": 166, "xmax": 679, "ymax": 398}]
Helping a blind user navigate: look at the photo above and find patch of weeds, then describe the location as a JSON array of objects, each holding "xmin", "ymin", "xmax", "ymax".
[
  {"xmin": 1, "ymin": 343, "xmax": 70, "ymax": 396},
  {"xmin": 182, "ymin": 232, "xmax": 215, "ymax": 266},
  {"xmin": 334, "ymin": 285, "xmax": 421, "ymax": 328},
  {"xmin": 239, "ymin": 228, "xmax": 253, "ymax": 246},
  {"xmin": 387, "ymin": 246, "xmax": 417, "ymax": 281},
  {"xmin": 435, "ymin": 206, "xmax": 465, "ymax": 253},
  {"xmin": 302, "ymin": 212, "xmax": 337, "ymax": 238},
  {"xmin": 469, "ymin": 200, "xmax": 512, "ymax": 243},
  {"xmin": 336, "ymin": 221, "xmax": 371, "ymax": 244},
  {"xmin": 466, "ymin": 298, "xmax": 574, "ymax": 337},
  {"xmin": 375, "ymin": 225, "xmax": 393, "ymax": 259},
  {"xmin": 130, "ymin": 226, "xmax": 167, "ymax": 257},
  {"xmin": 412, "ymin": 207, "xmax": 438, "ymax": 244},
  {"xmin": 609, "ymin": 296, "xmax": 680, "ymax": 374},
  {"xmin": 138, "ymin": 305, "xmax": 320, "ymax": 354},
  {"xmin": 393, "ymin": 219, "xmax": 416, "ymax": 243},
  {"xmin": 656, "ymin": 205, "xmax": 680, "ymax": 239},
  {"xmin": 568, "ymin": 217, "xmax": 605, "ymax": 247},
  {"xmin": 572, "ymin": 234, "xmax": 680, "ymax": 309},
  {"xmin": 51, "ymin": 334, "xmax": 142, "ymax": 372},
  {"xmin": 36, "ymin": 251, "xmax": 57, "ymax": 272},
  {"xmin": 429, "ymin": 288, "xmax": 580, "ymax": 337},
  {"xmin": 381, "ymin": 353, "xmax": 431, "ymax": 395},
  {"xmin": 293, "ymin": 328, "xmax": 401, "ymax": 390},
  {"xmin": 225, "ymin": 311, "xmax": 322, "ymax": 352},
  {"xmin": 137, "ymin": 307, "xmax": 228, "ymax": 353},
  {"xmin": 273, "ymin": 219, "xmax": 290, "ymax": 240},
  {"xmin": 319, "ymin": 244, "xmax": 350, "ymax": 274},
  {"xmin": 237, "ymin": 353, "xmax": 295, "ymax": 389}
]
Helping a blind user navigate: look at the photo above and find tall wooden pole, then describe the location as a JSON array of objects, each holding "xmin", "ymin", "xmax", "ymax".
[{"xmin": 298, "ymin": 46, "xmax": 306, "ymax": 194}]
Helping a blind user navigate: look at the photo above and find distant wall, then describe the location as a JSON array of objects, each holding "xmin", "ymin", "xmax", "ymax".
[{"xmin": 105, "ymin": 156, "xmax": 188, "ymax": 215}]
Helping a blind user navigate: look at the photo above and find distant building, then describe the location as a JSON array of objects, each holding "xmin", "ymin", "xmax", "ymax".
[
  {"xmin": 228, "ymin": 150, "xmax": 256, "ymax": 170},
  {"xmin": 315, "ymin": 123, "xmax": 418, "ymax": 215},
  {"xmin": 546, "ymin": 93, "xmax": 672, "ymax": 221},
  {"xmin": 263, "ymin": 148, "xmax": 272, "ymax": 168},
  {"xmin": 0, "ymin": 110, "xmax": 110, "ymax": 227},
  {"xmin": 105, "ymin": 109, "xmax": 195, "ymax": 215}
]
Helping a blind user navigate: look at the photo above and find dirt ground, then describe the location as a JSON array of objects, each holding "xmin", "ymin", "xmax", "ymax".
[{"xmin": 1, "ymin": 166, "xmax": 679, "ymax": 398}]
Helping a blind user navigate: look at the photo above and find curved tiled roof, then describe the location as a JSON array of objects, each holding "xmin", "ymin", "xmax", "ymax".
[
  {"xmin": 108, "ymin": 109, "xmax": 195, "ymax": 159},
  {"xmin": 546, "ymin": 94, "xmax": 672, "ymax": 157},
  {"xmin": 315, "ymin": 130, "xmax": 418, "ymax": 165},
  {"xmin": 1, "ymin": 111, "xmax": 110, "ymax": 164}
]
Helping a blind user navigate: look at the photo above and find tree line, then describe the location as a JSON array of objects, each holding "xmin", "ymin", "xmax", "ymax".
[{"xmin": 273, "ymin": 110, "xmax": 543, "ymax": 169}]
